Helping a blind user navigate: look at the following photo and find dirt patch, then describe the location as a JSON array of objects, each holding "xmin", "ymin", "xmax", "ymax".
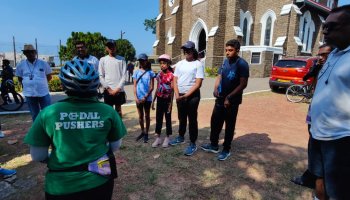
[{"xmin": 0, "ymin": 91, "xmax": 312, "ymax": 199}]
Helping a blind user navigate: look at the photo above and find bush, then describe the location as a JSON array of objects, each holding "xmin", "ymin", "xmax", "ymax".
[
  {"xmin": 49, "ymin": 75, "xmax": 63, "ymax": 92},
  {"xmin": 205, "ymin": 66, "xmax": 219, "ymax": 77}
]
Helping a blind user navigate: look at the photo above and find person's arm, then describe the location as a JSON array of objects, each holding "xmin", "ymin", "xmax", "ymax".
[
  {"xmin": 110, "ymin": 139, "xmax": 122, "ymax": 152},
  {"xmin": 46, "ymin": 74, "xmax": 52, "ymax": 82},
  {"xmin": 133, "ymin": 77, "xmax": 140, "ymax": 104},
  {"xmin": 213, "ymin": 75, "xmax": 222, "ymax": 97},
  {"xmin": 224, "ymin": 77, "xmax": 248, "ymax": 108},
  {"xmin": 114, "ymin": 60, "xmax": 127, "ymax": 94},
  {"xmin": 181, "ymin": 78, "xmax": 202, "ymax": 99},
  {"xmin": 98, "ymin": 58, "xmax": 108, "ymax": 88},
  {"xmin": 151, "ymin": 78, "xmax": 159, "ymax": 110},
  {"xmin": 29, "ymin": 146, "xmax": 49, "ymax": 162},
  {"xmin": 173, "ymin": 76, "xmax": 180, "ymax": 101},
  {"xmin": 144, "ymin": 74, "xmax": 154, "ymax": 100}
]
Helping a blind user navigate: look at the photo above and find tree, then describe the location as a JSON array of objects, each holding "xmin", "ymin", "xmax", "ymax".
[
  {"xmin": 115, "ymin": 39, "xmax": 136, "ymax": 62},
  {"xmin": 143, "ymin": 17, "xmax": 156, "ymax": 34},
  {"xmin": 59, "ymin": 32, "xmax": 107, "ymax": 61}
]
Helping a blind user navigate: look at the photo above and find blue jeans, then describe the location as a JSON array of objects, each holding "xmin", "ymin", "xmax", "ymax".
[{"xmin": 26, "ymin": 94, "xmax": 51, "ymax": 121}]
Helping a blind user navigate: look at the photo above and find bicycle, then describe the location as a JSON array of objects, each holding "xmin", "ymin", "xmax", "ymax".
[
  {"xmin": 286, "ymin": 83, "xmax": 313, "ymax": 103},
  {"xmin": 0, "ymin": 80, "xmax": 24, "ymax": 111}
]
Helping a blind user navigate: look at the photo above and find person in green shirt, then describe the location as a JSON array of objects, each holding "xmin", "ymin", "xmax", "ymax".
[{"xmin": 24, "ymin": 60, "xmax": 127, "ymax": 200}]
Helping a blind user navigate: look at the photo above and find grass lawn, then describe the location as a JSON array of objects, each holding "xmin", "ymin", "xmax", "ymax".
[{"xmin": 0, "ymin": 92, "xmax": 313, "ymax": 200}]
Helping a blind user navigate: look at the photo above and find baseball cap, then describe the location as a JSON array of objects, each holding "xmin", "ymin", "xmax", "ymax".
[
  {"xmin": 105, "ymin": 39, "xmax": 116, "ymax": 46},
  {"xmin": 138, "ymin": 53, "xmax": 148, "ymax": 61},
  {"xmin": 181, "ymin": 41, "xmax": 195, "ymax": 49}
]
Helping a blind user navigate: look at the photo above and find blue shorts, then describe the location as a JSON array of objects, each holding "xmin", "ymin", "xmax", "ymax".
[{"xmin": 308, "ymin": 136, "xmax": 350, "ymax": 199}]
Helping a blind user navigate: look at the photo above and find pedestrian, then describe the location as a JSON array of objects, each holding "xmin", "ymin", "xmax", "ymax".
[
  {"xmin": 200, "ymin": 39, "xmax": 249, "ymax": 161},
  {"xmin": 99, "ymin": 39, "xmax": 127, "ymax": 117},
  {"xmin": 127, "ymin": 61, "xmax": 134, "ymax": 83},
  {"xmin": 73, "ymin": 41, "xmax": 99, "ymax": 72},
  {"xmin": 151, "ymin": 54, "xmax": 174, "ymax": 148},
  {"xmin": 290, "ymin": 44, "xmax": 333, "ymax": 196},
  {"xmin": 15, "ymin": 44, "xmax": 52, "ymax": 121},
  {"xmin": 169, "ymin": 41, "xmax": 205, "ymax": 156},
  {"xmin": 1, "ymin": 59, "xmax": 19, "ymax": 105},
  {"xmin": 308, "ymin": 5, "xmax": 350, "ymax": 200},
  {"xmin": 133, "ymin": 54, "xmax": 155, "ymax": 143},
  {"xmin": 24, "ymin": 60, "xmax": 127, "ymax": 200}
]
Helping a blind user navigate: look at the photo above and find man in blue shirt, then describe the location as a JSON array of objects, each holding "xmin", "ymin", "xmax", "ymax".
[{"xmin": 201, "ymin": 39, "xmax": 249, "ymax": 161}]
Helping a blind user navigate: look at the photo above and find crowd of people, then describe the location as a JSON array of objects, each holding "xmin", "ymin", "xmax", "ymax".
[{"xmin": 0, "ymin": 4, "xmax": 349, "ymax": 199}]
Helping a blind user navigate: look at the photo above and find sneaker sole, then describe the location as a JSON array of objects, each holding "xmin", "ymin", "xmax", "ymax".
[
  {"xmin": 200, "ymin": 147, "xmax": 219, "ymax": 154},
  {"xmin": 184, "ymin": 147, "xmax": 197, "ymax": 156},
  {"xmin": 169, "ymin": 141, "xmax": 185, "ymax": 146},
  {"xmin": 218, "ymin": 153, "xmax": 231, "ymax": 161}
]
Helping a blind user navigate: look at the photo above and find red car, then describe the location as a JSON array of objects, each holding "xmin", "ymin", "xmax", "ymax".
[{"xmin": 269, "ymin": 57, "xmax": 316, "ymax": 91}]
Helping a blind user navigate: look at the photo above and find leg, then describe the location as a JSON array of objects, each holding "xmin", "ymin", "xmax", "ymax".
[
  {"xmin": 38, "ymin": 94, "xmax": 51, "ymax": 110},
  {"xmin": 315, "ymin": 178, "xmax": 326, "ymax": 200},
  {"xmin": 176, "ymin": 97, "xmax": 188, "ymax": 137},
  {"xmin": 136, "ymin": 103, "xmax": 145, "ymax": 133},
  {"xmin": 26, "ymin": 96, "xmax": 40, "ymax": 121},
  {"xmin": 222, "ymin": 104, "xmax": 239, "ymax": 151},
  {"xmin": 115, "ymin": 104, "xmax": 122, "ymax": 117},
  {"xmin": 187, "ymin": 91, "xmax": 200, "ymax": 143},
  {"xmin": 155, "ymin": 98, "xmax": 165, "ymax": 135},
  {"xmin": 209, "ymin": 103, "xmax": 225, "ymax": 147},
  {"xmin": 165, "ymin": 98, "xmax": 172, "ymax": 136},
  {"xmin": 144, "ymin": 101, "xmax": 151, "ymax": 134}
]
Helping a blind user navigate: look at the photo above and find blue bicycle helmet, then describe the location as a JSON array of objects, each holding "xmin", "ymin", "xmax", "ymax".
[{"xmin": 59, "ymin": 60, "xmax": 99, "ymax": 93}]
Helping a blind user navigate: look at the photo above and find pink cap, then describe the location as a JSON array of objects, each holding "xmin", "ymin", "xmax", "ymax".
[{"xmin": 158, "ymin": 54, "xmax": 171, "ymax": 62}]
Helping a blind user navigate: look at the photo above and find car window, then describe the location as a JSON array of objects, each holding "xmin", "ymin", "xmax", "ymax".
[{"xmin": 275, "ymin": 60, "xmax": 307, "ymax": 68}]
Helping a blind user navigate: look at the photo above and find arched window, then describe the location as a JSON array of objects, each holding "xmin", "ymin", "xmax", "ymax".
[
  {"xmin": 242, "ymin": 18, "xmax": 248, "ymax": 46},
  {"xmin": 260, "ymin": 10, "xmax": 276, "ymax": 46},
  {"xmin": 264, "ymin": 17, "xmax": 272, "ymax": 46},
  {"xmin": 327, "ymin": 0, "xmax": 334, "ymax": 8},
  {"xmin": 299, "ymin": 11, "xmax": 315, "ymax": 52},
  {"xmin": 240, "ymin": 10, "xmax": 253, "ymax": 46}
]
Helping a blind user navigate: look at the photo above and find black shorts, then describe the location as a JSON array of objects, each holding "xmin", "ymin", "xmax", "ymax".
[
  {"xmin": 136, "ymin": 101, "xmax": 151, "ymax": 110},
  {"xmin": 308, "ymin": 136, "xmax": 350, "ymax": 199}
]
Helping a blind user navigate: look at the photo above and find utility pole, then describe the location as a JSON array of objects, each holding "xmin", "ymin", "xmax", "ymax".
[
  {"xmin": 35, "ymin": 38, "xmax": 38, "ymax": 58},
  {"xmin": 13, "ymin": 36, "xmax": 16, "ymax": 66},
  {"xmin": 59, "ymin": 39, "xmax": 62, "ymax": 66},
  {"xmin": 120, "ymin": 30, "xmax": 125, "ymax": 39}
]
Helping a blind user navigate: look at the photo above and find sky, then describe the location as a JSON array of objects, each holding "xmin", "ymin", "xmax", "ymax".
[
  {"xmin": 0, "ymin": 0, "xmax": 159, "ymax": 61},
  {"xmin": 0, "ymin": 0, "xmax": 349, "ymax": 63}
]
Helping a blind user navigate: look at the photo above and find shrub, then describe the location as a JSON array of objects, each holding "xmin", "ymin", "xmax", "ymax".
[
  {"xmin": 205, "ymin": 66, "xmax": 219, "ymax": 77},
  {"xmin": 49, "ymin": 75, "xmax": 63, "ymax": 92}
]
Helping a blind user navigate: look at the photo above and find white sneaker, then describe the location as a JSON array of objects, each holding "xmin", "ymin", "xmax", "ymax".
[
  {"xmin": 0, "ymin": 131, "xmax": 4, "ymax": 138},
  {"xmin": 152, "ymin": 137, "xmax": 162, "ymax": 148},
  {"xmin": 162, "ymin": 137, "xmax": 170, "ymax": 148}
]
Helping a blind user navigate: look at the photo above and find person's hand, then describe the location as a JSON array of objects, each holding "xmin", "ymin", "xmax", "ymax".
[
  {"xmin": 111, "ymin": 88, "xmax": 121, "ymax": 96},
  {"xmin": 176, "ymin": 95, "xmax": 186, "ymax": 102},
  {"xmin": 167, "ymin": 105, "xmax": 172, "ymax": 113},
  {"xmin": 213, "ymin": 89, "xmax": 219, "ymax": 97},
  {"xmin": 224, "ymin": 97, "xmax": 231, "ymax": 108}
]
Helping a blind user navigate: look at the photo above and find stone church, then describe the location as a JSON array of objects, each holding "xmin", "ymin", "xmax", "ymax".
[{"xmin": 153, "ymin": 0, "xmax": 338, "ymax": 77}]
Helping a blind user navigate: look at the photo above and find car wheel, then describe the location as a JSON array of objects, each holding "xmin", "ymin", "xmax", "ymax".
[{"xmin": 270, "ymin": 85, "xmax": 279, "ymax": 92}]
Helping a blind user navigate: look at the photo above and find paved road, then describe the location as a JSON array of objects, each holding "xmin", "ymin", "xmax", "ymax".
[{"xmin": 1, "ymin": 77, "xmax": 270, "ymax": 114}]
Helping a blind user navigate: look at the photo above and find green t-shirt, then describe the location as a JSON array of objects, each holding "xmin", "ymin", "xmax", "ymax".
[{"xmin": 24, "ymin": 96, "xmax": 127, "ymax": 195}]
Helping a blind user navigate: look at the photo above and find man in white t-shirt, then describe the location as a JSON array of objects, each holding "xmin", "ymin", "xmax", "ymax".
[
  {"xmin": 98, "ymin": 39, "xmax": 127, "ymax": 117},
  {"xmin": 15, "ymin": 44, "xmax": 52, "ymax": 121},
  {"xmin": 73, "ymin": 41, "xmax": 99, "ymax": 72}
]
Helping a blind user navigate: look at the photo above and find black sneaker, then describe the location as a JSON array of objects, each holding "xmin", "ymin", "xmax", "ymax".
[
  {"xmin": 136, "ymin": 132, "xmax": 145, "ymax": 141},
  {"xmin": 200, "ymin": 143, "xmax": 219, "ymax": 153},
  {"xmin": 143, "ymin": 134, "xmax": 149, "ymax": 143}
]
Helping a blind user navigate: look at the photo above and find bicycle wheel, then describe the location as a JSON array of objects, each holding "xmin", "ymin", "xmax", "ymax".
[
  {"xmin": 0, "ymin": 92, "xmax": 24, "ymax": 111},
  {"xmin": 286, "ymin": 85, "xmax": 306, "ymax": 103}
]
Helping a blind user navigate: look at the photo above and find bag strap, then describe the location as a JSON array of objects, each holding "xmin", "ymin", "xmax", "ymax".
[{"xmin": 136, "ymin": 70, "xmax": 149, "ymax": 84}]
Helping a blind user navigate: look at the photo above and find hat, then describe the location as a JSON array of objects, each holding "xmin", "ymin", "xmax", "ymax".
[
  {"xmin": 137, "ymin": 53, "xmax": 148, "ymax": 61},
  {"xmin": 181, "ymin": 41, "xmax": 195, "ymax": 49},
  {"xmin": 22, "ymin": 44, "xmax": 36, "ymax": 51},
  {"xmin": 158, "ymin": 54, "xmax": 171, "ymax": 62},
  {"xmin": 105, "ymin": 39, "xmax": 116, "ymax": 46}
]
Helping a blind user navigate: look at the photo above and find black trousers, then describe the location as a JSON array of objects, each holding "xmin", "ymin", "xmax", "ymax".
[
  {"xmin": 210, "ymin": 101, "xmax": 239, "ymax": 151},
  {"xmin": 45, "ymin": 178, "xmax": 114, "ymax": 200},
  {"xmin": 155, "ymin": 97, "xmax": 172, "ymax": 136},
  {"xmin": 177, "ymin": 90, "xmax": 200, "ymax": 143}
]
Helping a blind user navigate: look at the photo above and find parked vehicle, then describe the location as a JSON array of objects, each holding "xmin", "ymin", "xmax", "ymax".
[{"xmin": 269, "ymin": 57, "xmax": 316, "ymax": 91}]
